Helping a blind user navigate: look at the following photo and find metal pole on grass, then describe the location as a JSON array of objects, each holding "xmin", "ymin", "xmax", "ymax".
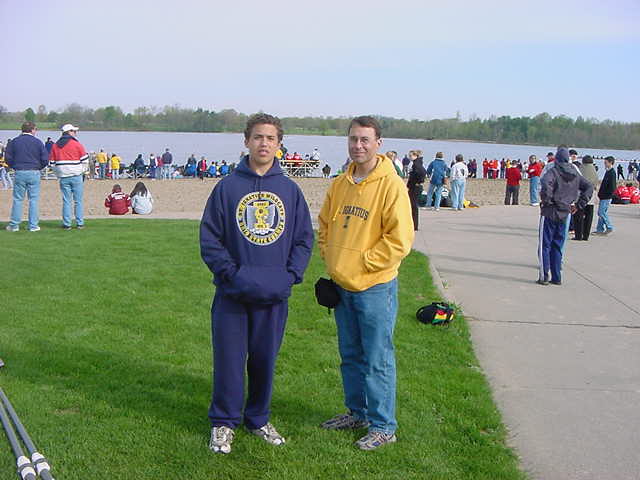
[
  {"xmin": 0, "ymin": 401, "xmax": 37, "ymax": 480},
  {"xmin": 0, "ymin": 388, "xmax": 55, "ymax": 480}
]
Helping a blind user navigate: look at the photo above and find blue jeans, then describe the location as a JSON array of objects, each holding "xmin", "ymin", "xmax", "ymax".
[
  {"xmin": 162, "ymin": 165, "xmax": 172, "ymax": 179},
  {"xmin": 450, "ymin": 179, "xmax": 466, "ymax": 209},
  {"xmin": 334, "ymin": 278, "xmax": 398, "ymax": 434},
  {"xmin": 596, "ymin": 199, "xmax": 613, "ymax": 232},
  {"xmin": 425, "ymin": 183, "xmax": 444, "ymax": 208},
  {"xmin": 10, "ymin": 170, "xmax": 41, "ymax": 229},
  {"xmin": 529, "ymin": 176, "xmax": 540, "ymax": 204},
  {"xmin": 59, "ymin": 175, "xmax": 84, "ymax": 227},
  {"xmin": 99, "ymin": 163, "xmax": 107, "ymax": 179}
]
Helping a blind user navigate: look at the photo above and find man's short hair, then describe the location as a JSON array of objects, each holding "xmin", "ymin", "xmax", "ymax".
[
  {"xmin": 435, "ymin": 152, "xmax": 444, "ymax": 159},
  {"xmin": 347, "ymin": 116, "xmax": 381, "ymax": 139},
  {"xmin": 21, "ymin": 122, "xmax": 36, "ymax": 133},
  {"xmin": 244, "ymin": 113, "xmax": 284, "ymax": 142},
  {"xmin": 568, "ymin": 149, "xmax": 578, "ymax": 156},
  {"xmin": 604, "ymin": 156, "xmax": 615, "ymax": 165},
  {"xmin": 455, "ymin": 154, "xmax": 464, "ymax": 162}
]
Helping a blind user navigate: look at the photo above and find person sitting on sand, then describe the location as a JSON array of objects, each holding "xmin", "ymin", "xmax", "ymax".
[
  {"xmin": 130, "ymin": 181, "xmax": 153, "ymax": 214},
  {"xmin": 105, "ymin": 184, "xmax": 131, "ymax": 215}
]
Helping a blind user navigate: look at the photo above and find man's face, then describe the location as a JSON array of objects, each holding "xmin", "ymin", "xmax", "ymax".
[
  {"xmin": 348, "ymin": 125, "xmax": 381, "ymax": 166},
  {"xmin": 244, "ymin": 123, "xmax": 281, "ymax": 167},
  {"xmin": 605, "ymin": 160, "xmax": 613, "ymax": 169}
]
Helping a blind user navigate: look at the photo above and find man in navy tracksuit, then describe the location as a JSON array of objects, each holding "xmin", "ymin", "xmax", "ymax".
[
  {"xmin": 537, "ymin": 147, "xmax": 593, "ymax": 285},
  {"xmin": 200, "ymin": 113, "xmax": 313, "ymax": 454}
]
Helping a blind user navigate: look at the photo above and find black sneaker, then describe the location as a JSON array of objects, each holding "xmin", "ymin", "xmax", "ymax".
[
  {"xmin": 550, "ymin": 280, "xmax": 562, "ymax": 286},
  {"xmin": 62, "ymin": 225, "xmax": 72, "ymax": 231},
  {"xmin": 536, "ymin": 279, "xmax": 549, "ymax": 286}
]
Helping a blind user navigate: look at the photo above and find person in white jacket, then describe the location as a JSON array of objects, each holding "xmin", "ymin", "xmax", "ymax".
[
  {"xmin": 449, "ymin": 154, "xmax": 469, "ymax": 210},
  {"xmin": 130, "ymin": 182, "xmax": 154, "ymax": 215}
]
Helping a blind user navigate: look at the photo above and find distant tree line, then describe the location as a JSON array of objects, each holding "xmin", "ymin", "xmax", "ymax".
[{"xmin": 1, "ymin": 103, "xmax": 639, "ymax": 150}]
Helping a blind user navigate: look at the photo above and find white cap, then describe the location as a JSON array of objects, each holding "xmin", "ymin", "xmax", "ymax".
[{"xmin": 61, "ymin": 123, "xmax": 79, "ymax": 132}]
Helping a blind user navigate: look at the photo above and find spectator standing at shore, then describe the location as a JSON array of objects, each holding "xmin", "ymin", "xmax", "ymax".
[
  {"xmin": 0, "ymin": 154, "xmax": 13, "ymax": 190},
  {"xmin": 616, "ymin": 164, "xmax": 624, "ymax": 180},
  {"xmin": 482, "ymin": 158, "xmax": 489, "ymax": 178},
  {"xmin": 322, "ymin": 163, "xmax": 331, "ymax": 178},
  {"xmin": 402, "ymin": 153, "xmax": 412, "ymax": 177},
  {"xmin": 407, "ymin": 154, "xmax": 426, "ymax": 230},
  {"xmin": 574, "ymin": 155, "xmax": 598, "ymax": 241},
  {"xmin": 134, "ymin": 154, "xmax": 145, "ymax": 178},
  {"xmin": 201, "ymin": 113, "xmax": 313, "ymax": 455},
  {"xmin": 161, "ymin": 148, "xmax": 173, "ymax": 180},
  {"xmin": 318, "ymin": 115, "xmax": 413, "ymax": 450},
  {"xmin": 425, "ymin": 152, "xmax": 449, "ymax": 211},
  {"xmin": 130, "ymin": 181, "xmax": 153, "ymax": 214},
  {"xmin": 45, "ymin": 137, "xmax": 54, "ymax": 154},
  {"xmin": 4, "ymin": 122, "xmax": 48, "ymax": 232},
  {"xmin": 594, "ymin": 156, "xmax": 617, "ymax": 236},
  {"xmin": 386, "ymin": 151, "xmax": 403, "ymax": 177},
  {"xmin": 149, "ymin": 153, "xmax": 158, "ymax": 179},
  {"xmin": 527, "ymin": 155, "xmax": 543, "ymax": 206},
  {"xmin": 504, "ymin": 161, "xmax": 522, "ymax": 205},
  {"xmin": 537, "ymin": 147, "xmax": 593, "ymax": 285},
  {"xmin": 628, "ymin": 161, "xmax": 636, "ymax": 181},
  {"xmin": 110, "ymin": 153, "xmax": 121, "ymax": 180},
  {"xmin": 450, "ymin": 154, "xmax": 468, "ymax": 211},
  {"xmin": 197, "ymin": 156, "xmax": 208, "ymax": 180},
  {"xmin": 96, "ymin": 149, "xmax": 108, "ymax": 179},
  {"xmin": 49, "ymin": 124, "xmax": 89, "ymax": 230}
]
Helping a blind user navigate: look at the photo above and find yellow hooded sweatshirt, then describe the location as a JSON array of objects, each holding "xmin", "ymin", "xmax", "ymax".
[{"xmin": 318, "ymin": 154, "xmax": 414, "ymax": 292}]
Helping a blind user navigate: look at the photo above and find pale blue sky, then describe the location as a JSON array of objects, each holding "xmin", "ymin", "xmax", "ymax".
[{"xmin": 1, "ymin": 0, "xmax": 639, "ymax": 121}]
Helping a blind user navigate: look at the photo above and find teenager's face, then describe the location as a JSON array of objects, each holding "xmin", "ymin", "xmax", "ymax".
[
  {"xmin": 244, "ymin": 124, "xmax": 281, "ymax": 168},
  {"xmin": 348, "ymin": 125, "xmax": 382, "ymax": 167}
]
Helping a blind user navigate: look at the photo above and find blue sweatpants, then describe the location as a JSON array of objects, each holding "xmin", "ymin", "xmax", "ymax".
[
  {"xmin": 208, "ymin": 292, "xmax": 287, "ymax": 430},
  {"xmin": 538, "ymin": 216, "xmax": 568, "ymax": 283}
]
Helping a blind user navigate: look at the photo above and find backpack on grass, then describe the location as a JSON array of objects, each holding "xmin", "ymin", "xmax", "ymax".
[{"xmin": 416, "ymin": 302, "xmax": 455, "ymax": 326}]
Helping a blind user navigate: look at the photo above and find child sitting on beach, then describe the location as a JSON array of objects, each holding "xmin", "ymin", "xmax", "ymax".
[
  {"xmin": 105, "ymin": 184, "xmax": 131, "ymax": 215},
  {"xmin": 130, "ymin": 181, "xmax": 154, "ymax": 214}
]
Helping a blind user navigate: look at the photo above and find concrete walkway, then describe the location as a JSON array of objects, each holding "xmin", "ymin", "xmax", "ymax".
[{"xmin": 412, "ymin": 205, "xmax": 640, "ymax": 480}]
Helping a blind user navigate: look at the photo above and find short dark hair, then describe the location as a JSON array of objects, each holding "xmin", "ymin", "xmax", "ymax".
[
  {"xmin": 604, "ymin": 156, "xmax": 615, "ymax": 165},
  {"xmin": 582, "ymin": 155, "xmax": 593, "ymax": 164},
  {"xmin": 21, "ymin": 121, "xmax": 36, "ymax": 133},
  {"xmin": 455, "ymin": 154, "xmax": 464, "ymax": 162},
  {"xmin": 568, "ymin": 149, "xmax": 578, "ymax": 156},
  {"xmin": 348, "ymin": 116, "xmax": 381, "ymax": 139},
  {"xmin": 244, "ymin": 113, "xmax": 284, "ymax": 142}
]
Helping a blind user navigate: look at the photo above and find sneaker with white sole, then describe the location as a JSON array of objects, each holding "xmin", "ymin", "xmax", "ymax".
[
  {"xmin": 29, "ymin": 226, "xmax": 41, "ymax": 232},
  {"xmin": 5, "ymin": 225, "xmax": 19, "ymax": 232},
  {"xmin": 320, "ymin": 412, "xmax": 369, "ymax": 430},
  {"xmin": 356, "ymin": 431, "xmax": 397, "ymax": 451},
  {"xmin": 209, "ymin": 426, "xmax": 234, "ymax": 454},
  {"xmin": 250, "ymin": 423, "xmax": 285, "ymax": 445}
]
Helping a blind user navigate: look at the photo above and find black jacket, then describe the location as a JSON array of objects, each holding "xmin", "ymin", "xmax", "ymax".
[{"xmin": 598, "ymin": 168, "xmax": 616, "ymax": 200}]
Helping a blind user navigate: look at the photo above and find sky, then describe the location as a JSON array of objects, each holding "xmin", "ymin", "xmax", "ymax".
[{"xmin": 1, "ymin": 0, "xmax": 639, "ymax": 122}]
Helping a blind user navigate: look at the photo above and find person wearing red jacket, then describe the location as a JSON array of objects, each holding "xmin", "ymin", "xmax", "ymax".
[
  {"xmin": 104, "ymin": 184, "xmax": 131, "ymax": 215},
  {"xmin": 482, "ymin": 158, "xmax": 489, "ymax": 178},
  {"xmin": 630, "ymin": 185, "xmax": 640, "ymax": 204},
  {"xmin": 505, "ymin": 164, "xmax": 522, "ymax": 205},
  {"xmin": 526, "ymin": 155, "xmax": 543, "ymax": 206},
  {"xmin": 612, "ymin": 184, "xmax": 631, "ymax": 204}
]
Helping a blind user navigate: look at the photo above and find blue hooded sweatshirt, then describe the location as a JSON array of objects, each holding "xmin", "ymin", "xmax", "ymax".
[
  {"xmin": 426, "ymin": 158, "xmax": 449, "ymax": 185},
  {"xmin": 200, "ymin": 157, "xmax": 314, "ymax": 304}
]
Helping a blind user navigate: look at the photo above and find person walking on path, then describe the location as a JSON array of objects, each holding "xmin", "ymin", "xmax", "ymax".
[
  {"xmin": 449, "ymin": 154, "xmax": 468, "ymax": 211},
  {"xmin": 594, "ymin": 156, "xmax": 617, "ymax": 236},
  {"xmin": 318, "ymin": 115, "xmax": 414, "ymax": 451},
  {"xmin": 4, "ymin": 122, "xmax": 49, "ymax": 232},
  {"xmin": 505, "ymin": 161, "xmax": 522, "ymax": 205},
  {"xmin": 406, "ymin": 153, "xmax": 426, "ymax": 230},
  {"xmin": 573, "ymin": 155, "xmax": 598, "ymax": 241},
  {"xmin": 49, "ymin": 124, "xmax": 89, "ymax": 230},
  {"xmin": 526, "ymin": 155, "xmax": 543, "ymax": 205},
  {"xmin": 96, "ymin": 149, "xmax": 108, "ymax": 179},
  {"xmin": 161, "ymin": 148, "xmax": 173, "ymax": 180},
  {"xmin": 200, "ymin": 113, "xmax": 313, "ymax": 455},
  {"xmin": 537, "ymin": 147, "xmax": 593, "ymax": 285},
  {"xmin": 425, "ymin": 152, "xmax": 449, "ymax": 210}
]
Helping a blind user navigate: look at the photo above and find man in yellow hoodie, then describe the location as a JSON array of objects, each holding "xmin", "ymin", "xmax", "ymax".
[{"xmin": 318, "ymin": 116, "xmax": 414, "ymax": 450}]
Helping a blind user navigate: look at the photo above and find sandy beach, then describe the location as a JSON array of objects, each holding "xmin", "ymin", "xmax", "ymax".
[{"xmin": 0, "ymin": 177, "xmax": 620, "ymax": 223}]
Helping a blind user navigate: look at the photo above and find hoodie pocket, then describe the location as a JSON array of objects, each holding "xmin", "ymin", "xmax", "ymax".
[{"xmin": 225, "ymin": 265, "xmax": 293, "ymax": 304}]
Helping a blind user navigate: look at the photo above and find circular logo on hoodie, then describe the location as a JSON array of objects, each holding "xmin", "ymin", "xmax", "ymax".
[{"xmin": 236, "ymin": 191, "xmax": 286, "ymax": 245}]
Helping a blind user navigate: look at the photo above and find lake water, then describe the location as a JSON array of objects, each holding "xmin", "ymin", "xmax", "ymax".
[{"xmin": 2, "ymin": 129, "xmax": 639, "ymax": 180}]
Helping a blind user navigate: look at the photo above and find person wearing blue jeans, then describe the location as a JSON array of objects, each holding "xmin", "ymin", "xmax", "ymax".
[
  {"xmin": 449, "ymin": 154, "xmax": 468, "ymax": 210},
  {"xmin": 318, "ymin": 116, "xmax": 414, "ymax": 451},
  {"xmin": 425, "ymin": 152, "xmax": 449, "ymax": 210},
  {"xmin": 594, "ymin": 156, "xmax": 617, "ymax": 235},
  {"xmin": 49, "ymin": 124, "xmax": 89, "ymax": 229},
  {"xmin": 5, "ymin": 122, "xmax": 49, "ymax": 232}
]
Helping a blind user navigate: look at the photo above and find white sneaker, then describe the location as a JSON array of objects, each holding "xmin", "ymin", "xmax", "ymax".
[
  {"xmin": 29, "ymin": 226, "xmax": 41, "ymax": 232},
  {"xmin": 209, "ymin": 426, "xmax": 234, "ymax": 454},
  {"xmin": 5, "ymin": 225, "xmax": 19, "ymax": 232},
  {"xmin": 250, "ymin": 422, "xmax": 285, "ymax": 445},
  {"xmin": 531, "ymin": 203, "xmax": 540, "ymax": 206}
]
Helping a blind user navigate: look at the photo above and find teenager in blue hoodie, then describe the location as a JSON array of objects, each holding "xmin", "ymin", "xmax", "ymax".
[{"xmin": 200, "ymin": 113, "xmax": 314, "ymax": 455}]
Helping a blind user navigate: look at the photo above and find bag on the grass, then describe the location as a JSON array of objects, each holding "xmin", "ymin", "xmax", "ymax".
[
  {"xmin": 416, "ymin": 302, "xmax": 455, "ymax": 326},
  {"xmin": 315, "ymin": 277, "xmax": 340, "ymax": 312}
]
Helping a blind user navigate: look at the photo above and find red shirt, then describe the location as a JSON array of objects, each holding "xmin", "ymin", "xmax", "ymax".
[
  {"xmin": 105, "ymin": 192, "xmax": 131, "ymax": 215},
  {"xmin": 527, "ymin": 162, "xmax": 543, "ymax": 178},
  {"xmin": 505, "ymin": 167, "xmax": 522, "ymax": 186}
]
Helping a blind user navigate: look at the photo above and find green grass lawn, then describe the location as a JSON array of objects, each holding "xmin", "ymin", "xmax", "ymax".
[{"xmin": 0, "ymin": 220, "xmax": 525, "ymax": 479}]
